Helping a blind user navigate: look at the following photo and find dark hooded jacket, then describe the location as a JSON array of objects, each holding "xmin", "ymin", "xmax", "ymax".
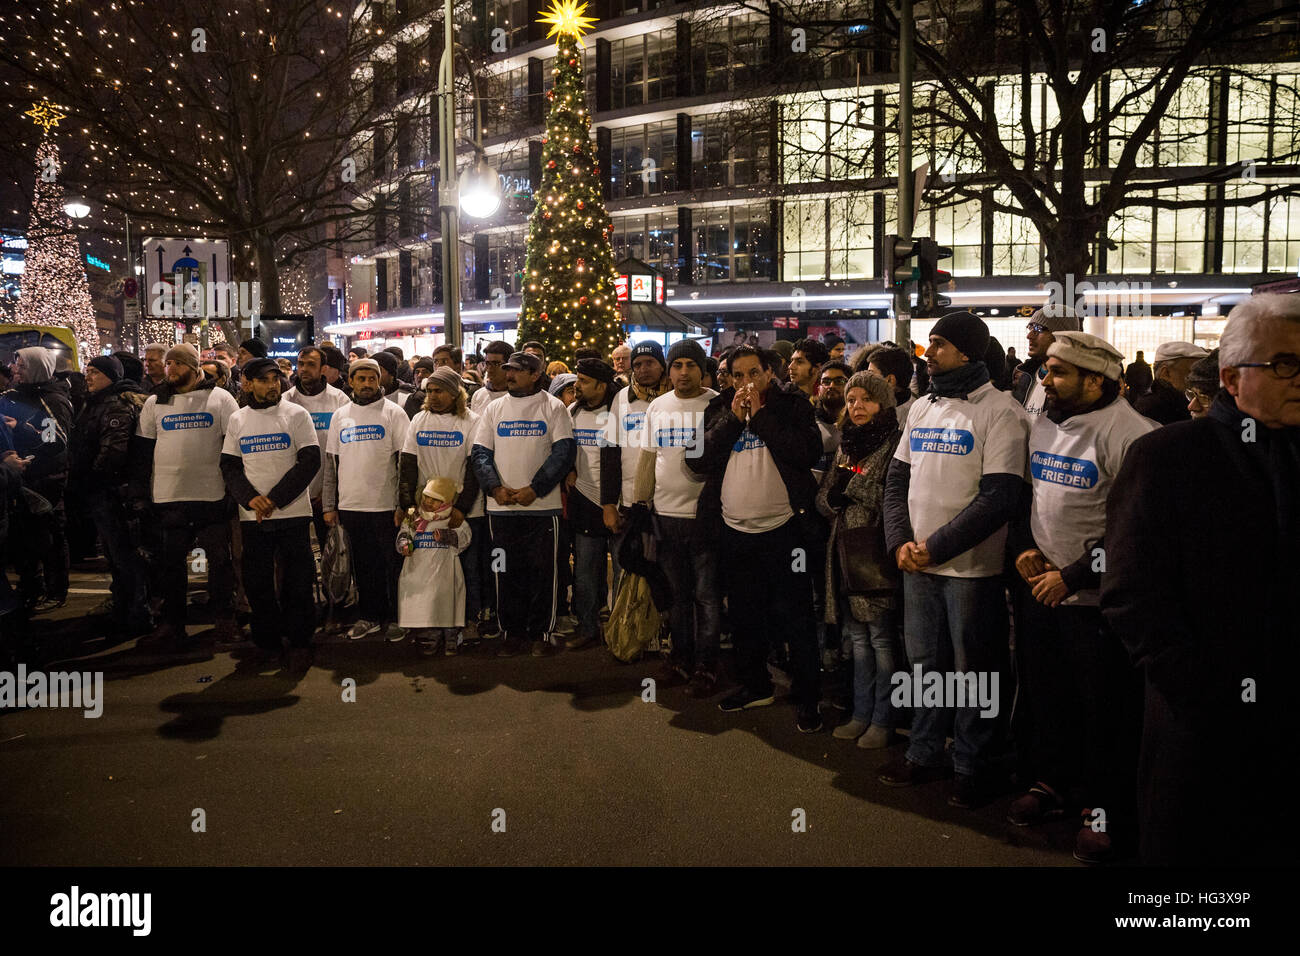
[
  {"xmin": 0, "ymin": 371, "xmax": 74, "ymax": 495},
  {"xmin": 69, "ymin": 378, "xmax": 143, "ymax": 496}
]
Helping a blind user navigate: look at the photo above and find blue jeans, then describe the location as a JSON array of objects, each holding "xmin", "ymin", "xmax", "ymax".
[
  {"xmin": 902, "ymin": 572, "xmax": 1006, "ymax": 777},
  {"xmin": 840, "ymin": 600, "xmax": 900, "ymax": 727},
  {"xmin": 654, "ymin": 514, "xmax": 721, "ymax": 673},
  {"xmin": 572, "ymin": 529, "xmax": 616, "ymax": 639}
]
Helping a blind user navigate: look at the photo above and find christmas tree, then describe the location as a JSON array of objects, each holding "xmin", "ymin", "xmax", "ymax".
[
  {"xmin": 515, "ymin": 0, "xmax": 623, "ymax": 366},
  {"xmin": 16, "ymin": 121, "xmax": 100, "ymax": 355}
]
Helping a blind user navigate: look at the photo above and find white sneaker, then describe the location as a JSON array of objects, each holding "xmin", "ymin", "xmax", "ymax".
[
  {"xmin": 384, "ymin": 623, "xmax": 407, "ymax": 642},
  {"xmin": 348, "ymin": 619, "xmax": 380, "ymax": 640}
]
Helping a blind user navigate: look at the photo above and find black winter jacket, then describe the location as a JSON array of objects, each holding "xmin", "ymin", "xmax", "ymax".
[
  {"xmin": 69, "ymin": 379, "xmax": 143, "ymax": 494},
  {"xmin": 685, "ymin": 381, "xmax": 823, "ymax": 538}
]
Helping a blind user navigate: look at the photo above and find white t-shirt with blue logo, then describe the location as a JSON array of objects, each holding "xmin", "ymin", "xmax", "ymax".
[
  {"xmin": 285, "ymin": 383, "xmax": 349, "ymax": 499},
  {"xmin": 474, "ymin": 389, "xmax": 574, "ymax": 514},
  {"xmin": 645, "ymin": 389, "xmax": 715, "ymax": 519},
  {"xmin": 136, "ymin": 385, "xmax": 240, "ymax": 504},
  {"xmin": 894, "ymin": 381, "xmax": 1030, "ymax": 577},
  {"xmin": 402, "ymin": 408, "xmax": 483, "ymax": 518},
  {"xmin": 325, "ymin": 399, "xmax": 410, "ymax": 512},
  {"xmin": 221, "ymin": 401, "xmax": 319, "ymax": 521},
  {"xmin": 722, "ymin": 418, "xmax": 793, "ymax": 534},
  {"xmin": 1028, "ymin": 396, "xmax": 1155, "ymax": 605},
  {"xmin": 571, "ymin": 404, "xmax": 612, "ymax": 508},
  {"xmin": 603, "ymin": 387, "xmax": 655, "ymax": 507}
]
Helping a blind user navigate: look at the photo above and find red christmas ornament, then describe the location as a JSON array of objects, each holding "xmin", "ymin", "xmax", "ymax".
[
  {"xmin": 576, "ymin": 257, "xmax": 585, "ymax": 268},
  {"xmin": 576, "ymin": 199, "xmax": 584, "ymax": 210},
  {"xmin": 593, "ymin": 166, "xmax": 600, "ymax": 176},
  {"xmin": 540, "ymin": 312, "xmax": 548, "ymax": 321},
  {"xmin": 543, "ymin": 210, "xmax": 551, "ymax": 219},
  {"xmin": 579, "ymin": 296, "xmax": 588, "ymax": 305},
  {"xmin": 573, "ymin": 143, "xmax": 581, "ymax": 153},
  {"xmin": 546, "ymin": 89, "xmax": 554, "ymax": 100},
  {"xmin": 547, "ymin": 159, "xmax": 556, "ymax": 169},
  {"xmin": 569, "ymin": 58, "xmax": 577, "ymax": 66}
]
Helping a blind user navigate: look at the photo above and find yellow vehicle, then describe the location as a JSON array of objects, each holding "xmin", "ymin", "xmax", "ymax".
[{"xmin": 0, "ymin": 324, "xmax": 82, "ymax": 372}]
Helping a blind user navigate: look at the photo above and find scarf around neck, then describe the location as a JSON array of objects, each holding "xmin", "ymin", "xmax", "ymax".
[
  {"xmin": 928, "ymin": 361, "xmax": 990, "ymax": 401},
  {"xmin": 838, "ymin": 407, "xmax": 899, "ymax": 463}
]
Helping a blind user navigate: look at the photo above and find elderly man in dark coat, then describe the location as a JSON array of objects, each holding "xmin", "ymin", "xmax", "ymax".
[{"xmin": 1102, "ymin": 293, "xmax": 1300, "ymax": 866}]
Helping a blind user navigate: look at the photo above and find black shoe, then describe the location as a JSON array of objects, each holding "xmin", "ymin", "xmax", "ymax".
[
  {"xmin": 657, "ymin": 657, "xmax": 689, "ymax": 686},
  {"xmin": 947, "ymin": 773, "xmax": 987, "ymax": 808},
  {"xmin": 878, "ymin": 757, "xmax": 947, "ymax": 788},
  {"xmin": 796, "ymin": 703, "xmax": 824, "ymax": 734},
  {"xmin": 496, "ymin": 636, "xmax": 524, "ymax": 658},
  {"xmin": 530, "ymin": 638, "xmax": 551, "ymax": 657},
  {"xmin": 686, "ymin": 670, "xmax": 719, "ymax": 699},
  {"xmin": 718, "ymin": 688, "xmax": 776, "ymax": 712}
]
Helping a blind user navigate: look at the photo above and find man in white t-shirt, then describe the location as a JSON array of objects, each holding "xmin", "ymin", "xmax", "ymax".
[
  {"xmin": 633, "ymin": 340, "xmax": 719, "ymax": 694},
  {"xmin": 284, "ymin": 345, "xmax": 349, "ymax": 550},
  {"xmin": 686, "ymin": 345, "xmax": 825, "ymax": 732},
  {"xmin": 131, "ymin": 343, "xmax": 240, "ymax": 648},
  {"xmin": 1004, "ymin": 331, "xmax": 1154, "ymax": 862},
  {"xmin": 602, "ymin": 340, "xmax": 670, "ymax": 581},
  {"xmin": 564, "ymin": 358, "xmax": 620, "ymax": 651},
  {"xmin": 321, "ymin": 358, "xmax": 411, "ymax": 640},
  {"xmin": 470, "ymin": 351, "xmax": 576, "ymax": 657},
  {"xmin": 398, "ymin": 367, "xmax": 481, "ymax": 650},
  {"xmin": 470, "ymin": 340, "xmax": 513, "ymax": 415},
  {"xmin": 220, "ymin": 358, "xmax": 321, "ymax": 669},
  {"xmin": 882, "ymin": 311, "xmax": 1030, "ymax": 807}
]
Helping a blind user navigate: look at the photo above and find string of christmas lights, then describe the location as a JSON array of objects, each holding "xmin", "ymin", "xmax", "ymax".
[
  {"xmin": 15, "ymin": 133, "xmax": 101, "ymax": 354},
  {"xmin": 516, "ymin": 0, "xmax": 623, "ymax": 366}
]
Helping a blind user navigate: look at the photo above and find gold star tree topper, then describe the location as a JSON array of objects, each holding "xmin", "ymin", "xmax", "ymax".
[
  {"xmin": 538, "ymin": 0, "xmax": 597, "ymax": 39},
  {"xmin": 25, "ymin": 99, "xmax": 67, "ymax": 131}
]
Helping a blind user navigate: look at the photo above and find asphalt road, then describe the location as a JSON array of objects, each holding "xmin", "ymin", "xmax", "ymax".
[{"xmin": 1, "ymin": 561, "xmax": 1076, "ymax": 866}]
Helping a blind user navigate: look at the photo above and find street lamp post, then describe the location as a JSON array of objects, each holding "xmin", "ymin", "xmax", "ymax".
[{"xmin": 437, "ymin": 0, "xmax": 501, "ymax": 352}]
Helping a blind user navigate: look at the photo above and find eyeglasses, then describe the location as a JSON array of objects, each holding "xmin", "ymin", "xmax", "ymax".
[
  {"xmin": 1026, "ymin": 323, "xmax": 1048, "ymax": 334},
  {"xmin": 820, "ymin": 377, "xmax": 847, "ymax": 387},
  {"xmin": 1234, "ymin": 354, "xmax": 1300, "ymax": 379},
  {"xmin": 1184, "ymin": 389, "xmax": 1215, "ymax": 405}
]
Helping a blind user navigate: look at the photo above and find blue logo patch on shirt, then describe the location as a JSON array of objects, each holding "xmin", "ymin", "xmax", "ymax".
[
  {"xmin": 417, "ymin": 429, "xmax": 464, "ymax": 447},
  {"xmin": 341, "ymin": 424, "xmax": 386, "ymax": 443},
  {"xmin": 909, "ymin": 427, "xmax": 974, "ymax": 456},
  {"xmin": 732, "ymin": 430, "xmax": 766, "ymax": 453},
  {"xmin": 498, "ymin": 420, "xmax": 547, "ymax": 438},
  {"xmin": 1031, "ymin": 450, "xmax": 1099, "ymax": 489},
  {"xmin": 655, "ymin": 427, "xmax": 697, "ymax": 448},
  {"xmin": 623, "ymin": 412, "xmax": 645, "ymax": 432},
  {"xmin": 413, "ymin": 531, "xmax": 452, "ymax": 550},
  {"xmin": 239, "ymin": 432, "xmax": 291, "ymax": 454},
  {"xmin": 574, "ymin": 428, "xmax": 605, "ymax": 447},
  {"xmin": 160, "ymin": 412, "xmax": 214, "ymax": 431},
  {"xmin": 309, "ymin": 411, "xmax": 334, "ymax": 431}
]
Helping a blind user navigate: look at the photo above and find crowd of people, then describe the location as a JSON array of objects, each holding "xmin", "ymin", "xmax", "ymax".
[{"xmin": 1, "ymin": 293, "xmax": 1295, "ymax": 868}]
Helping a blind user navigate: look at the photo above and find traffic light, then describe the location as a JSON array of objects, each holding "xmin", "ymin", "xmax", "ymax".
[
  {"xmin": 882, "ymin": 234, "xmax": 919, "ymax": 293},
  {"xmin": 916, "ymin": 237, "xmax": 953, "ymax": 316}
]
